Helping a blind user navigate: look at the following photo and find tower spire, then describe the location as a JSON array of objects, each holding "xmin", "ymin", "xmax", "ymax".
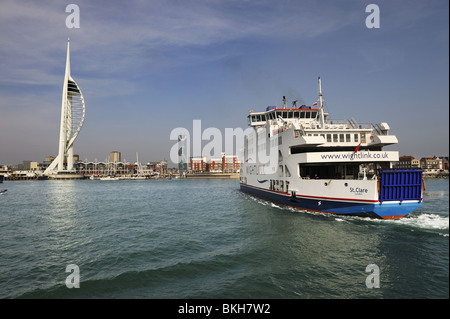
[{"xmin": 44, "ymin": 40, "xmax": 86, "ymax": 177}]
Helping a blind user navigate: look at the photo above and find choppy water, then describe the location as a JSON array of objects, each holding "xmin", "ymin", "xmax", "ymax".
[{"xmin": 0, "ymin": 178, "xmax": 448, "ymax": 299}]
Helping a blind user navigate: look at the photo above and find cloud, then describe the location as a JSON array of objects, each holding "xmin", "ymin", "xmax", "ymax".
[{"xmin": 0, "ymin": 0, "xmax": 362, "ymax": 86}]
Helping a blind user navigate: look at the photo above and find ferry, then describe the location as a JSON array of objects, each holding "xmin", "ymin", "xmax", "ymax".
[{"xmin": 239, "ymin": 78, "xmax": 424, "ymax": 219}]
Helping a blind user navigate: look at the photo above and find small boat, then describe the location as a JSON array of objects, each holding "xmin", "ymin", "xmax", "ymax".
[
  {"xmin": 0, "ymin": 189, "xmax": 7, "ymax": 194},
  {"xmin": 99, "ymin": 176, "xmax": 120, "ymax": 181}
]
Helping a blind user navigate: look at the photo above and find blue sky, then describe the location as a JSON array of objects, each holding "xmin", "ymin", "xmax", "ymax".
[{"xmin": 0, "ymin": 0, "xmax": 448, "ymax": 165}]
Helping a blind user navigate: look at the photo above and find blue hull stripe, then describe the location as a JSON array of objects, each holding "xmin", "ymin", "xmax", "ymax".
[{"xmin": 240, "ymin": 183, "xmax": 422, "ymax": 219}]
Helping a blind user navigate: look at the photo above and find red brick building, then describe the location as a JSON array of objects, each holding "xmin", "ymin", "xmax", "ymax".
[
  {"xmin": 190, "ymin": 157, "xmax": 207, "ymax": 172},
  {"xmin": 222, "ymin": 154, "xmax": 240, "ymax": 173},
  {"xmin": 209, "ymin": 158, "xmax": 223, "ymax": 172},
  {"xmin": 190, "ymin": 154, "xmax": 240, "ymax": 173}
]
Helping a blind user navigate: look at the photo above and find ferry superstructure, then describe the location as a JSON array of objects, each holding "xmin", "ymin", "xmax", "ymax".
[{"xmin": 240, "ymin": 78, "xmax": 424, "ymax": 219}]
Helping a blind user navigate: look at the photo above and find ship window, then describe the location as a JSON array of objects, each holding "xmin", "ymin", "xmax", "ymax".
[
  {"xmin": 305, "ymin": 112, "xmax": 311, "ymax": 119},
  {"xmin": 311, "ymin": 112, "xmax": 317, "ymax": 118},
  {"xmin": 346, "ymin": 134, "xmax": 351, "ymax": 142},
  {"xmin": 251, "ymin": 115, "xmax": 256, "ymax": 123},
  {"xmin": 288, "ymin": 112, "xmax": 293, "ymax": 118},
  {"xmin": 261, "ymin": 115, "xmax": 266, "ymax": 121},
  {"xmin": 354, "ymin": 134, "xmax": 359, "ymax": 142},
  {"xmin": 256, "ymin": 115, "xmax": 261, "ymax": 122},
  {"xmin": 276, "ymin": 111, "xmax": 282, "ymax": 119},
  {"xmin": 339, "ymin": 134, "xmax": 344, "ymax": 142},
  {"xmin": 300, "ymin": 112, "xmax": 305, "ymax": 118},
  {"xmin": 327, "ymin": 134, "xmax": 332, "ymax": 142},
  {"xmin": 282, "ymin": 111, "xmax": 287, "ymax": 118},
  {"xmin": 360, "ymin": 133, "xmax": 366, "ymax": 143},
  {"xmin": 333, "ymin": 134, "xmax": 338, "ymax": 142},
  {"xmin": 294, "ymin": 111, "xmax": 299, "ymax": 118}
]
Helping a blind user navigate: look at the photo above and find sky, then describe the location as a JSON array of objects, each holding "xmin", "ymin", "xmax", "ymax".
[{"xmin": 0, "ymin": 0, "xmax": 448, "ymax": 166}]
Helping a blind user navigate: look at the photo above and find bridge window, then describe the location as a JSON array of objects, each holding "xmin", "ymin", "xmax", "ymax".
[{"xmin": 360, "ymin": 133, "xmax": 366, "ymax": 143}]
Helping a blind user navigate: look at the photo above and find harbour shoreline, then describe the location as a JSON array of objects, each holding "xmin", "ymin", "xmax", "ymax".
[{"xmin": 1, "ymin": 172, "xmax": 241, "ymax": 181}]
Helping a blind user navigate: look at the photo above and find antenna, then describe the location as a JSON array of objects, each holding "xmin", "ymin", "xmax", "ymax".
[{"xmin": 318, "ymin": 77, "xmax": 325, "ymax": 128}]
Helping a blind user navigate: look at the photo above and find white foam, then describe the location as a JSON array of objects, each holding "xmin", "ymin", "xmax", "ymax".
[
  {"xmin": 395, "ymin": 213, "xmax": 449, "ymax": 231},
  {"xmin": 424, "ymin": 191, "xmax": 448, "ymax": 197}
]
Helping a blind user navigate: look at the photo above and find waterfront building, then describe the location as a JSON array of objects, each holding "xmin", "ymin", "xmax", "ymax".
[
  {"xmin": 0, "ymin": 165, "xmax": 11, "ymax": 175},
  {"xmin": 191, "ymin": 157, "xmax": 207, "ymax": 172},
  {"xmin": 110, "ymin": 151, "xmax": 121, "ymax": 163},
  {"xmin": 438, "ymin": 156, "xmax": 449, "ymax": 171},
  {"xmin": 396, "ymin": 155, "xmax": 420, "ymax": 169},
  {"xmin": 222, "ymin": 154, "xmax": 240, "ymax": 173},
  {"xmin": 420, "ymin": 156, "xmax": 440, "ymax": 170},
  {"xmin": 190, "ymin": 154, "xmax": 240, "ymax": 173},
  {"xmin": 209, "ymin": 158, "xmax": 223, "ymax": 172},
  {"xmin": 17, "ymin": 161, "xmax": 32, "ymax": 170}
]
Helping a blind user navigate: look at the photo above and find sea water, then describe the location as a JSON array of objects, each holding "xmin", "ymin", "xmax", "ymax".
[{"xmin": 0, "ymin": 178, "xmax": 448, "ymax": 298}]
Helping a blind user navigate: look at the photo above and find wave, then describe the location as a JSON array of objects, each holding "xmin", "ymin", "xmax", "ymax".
[
  {"xmin": 14, "ymin": 246, "xmax": 250, "ymax": 299},
  {"xmin": 394, "ymin": 213, "xmax": 449, "ymax": 233}
]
